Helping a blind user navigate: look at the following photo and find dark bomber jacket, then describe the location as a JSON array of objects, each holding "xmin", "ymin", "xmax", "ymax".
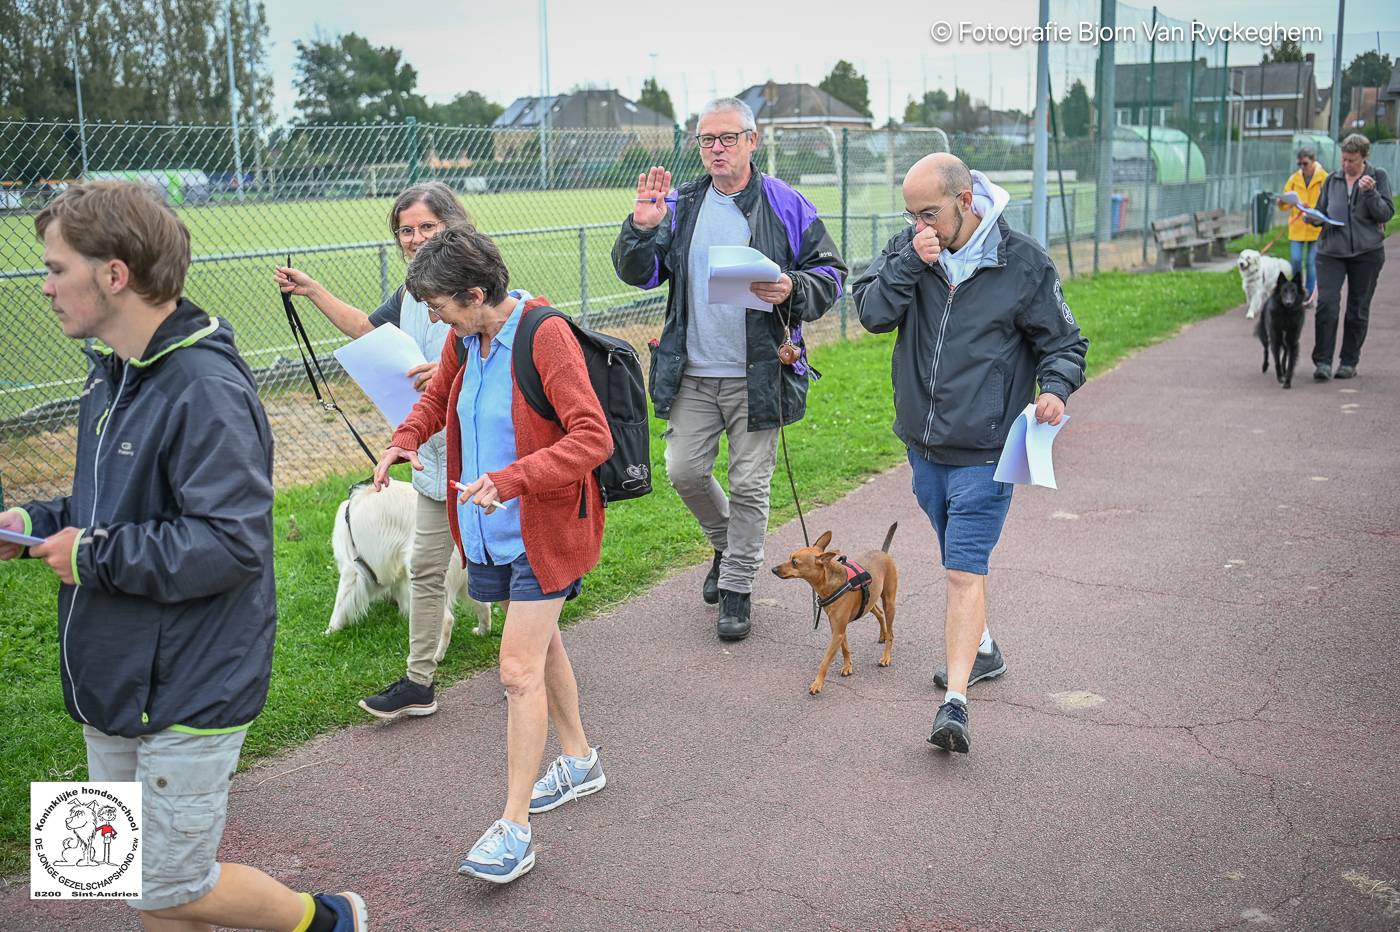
[
  {"xmin": 10, "ymin": 300, "xmax": 276, "ymax": 737},
  {"xmin": 853, "ymin": 218, "xmax": 1089, "ymax": 466},
  {"xmin": 611, "ymin": 164, "xmax": 847, "ymax": 430}
]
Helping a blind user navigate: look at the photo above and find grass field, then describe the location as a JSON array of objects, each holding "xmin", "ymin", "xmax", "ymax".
[{"xmin": 0, "ymin": 264, "xmax": 1246, "ymax": 874}]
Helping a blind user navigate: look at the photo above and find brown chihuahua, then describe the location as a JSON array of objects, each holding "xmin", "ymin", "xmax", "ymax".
[{"xmin": 771, "ymin": 524, "xmax": 899, "ymax": 695}]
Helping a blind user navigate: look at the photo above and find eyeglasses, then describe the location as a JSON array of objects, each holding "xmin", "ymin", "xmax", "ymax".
[
  {"xmin": 695, "ymin": 131, "xmax": 752, "ymax": 149},
  {"xmin": 423, "ymin": 292, "xmax": 464, "ymax": 316},
  {"xmin": 395, "ymin": 220, "xmax": 445, "ymax": 241},
  {"xmin": 903, "ymin": 201, "xmax": 955, "ymax": 227}
]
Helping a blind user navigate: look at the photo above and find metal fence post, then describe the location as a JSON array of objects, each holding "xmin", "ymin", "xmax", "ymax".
[
  {"xmin": 870, "ymin": 213, "xmax": 879, "ymax": 269},
  {"xmin": 1141, "ymin": 5, "xmax": 1158, "ymax": 264},
  {"xmin": 578, "ymin": 226, "xmax": 589, "ymax": 327},
  {"xmin": 379, "ymin": 244, "xmax": 390, "ymax": 302},
  {"xmin": 840, "ymin": 127, "xmax": 849, "ymax": 339},
  {"xmin": 406, "ymin": 116, "xmax": 419, "ymax": 185}
]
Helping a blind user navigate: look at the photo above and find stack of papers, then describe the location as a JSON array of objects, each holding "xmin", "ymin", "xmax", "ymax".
[
  {"xmin": 993, "ymin": 404, "xmax": 1071, "ymax": 489},
  {"xmin": 1277, "ymin": 191, "xmax": 1344, "ymax": 226},
  {"xmin": 708, "ymin": 245, "xmax": 782, "ymax": 310},
  {"xmin": 332, "ymin": 324, "xmax": 429, "ymax": 426}
]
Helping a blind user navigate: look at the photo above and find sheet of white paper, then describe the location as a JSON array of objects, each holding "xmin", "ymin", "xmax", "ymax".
[
  {"xmin": 1277, "ymin": 191, "xmax": 1345, "ymax": 225},
  {"xmin": 708, "ymin": 245, "xmax": 781, "ymax": 310},
  {"xmin": 1278, "ymin": 190, "xmax": 1302, "ymax": 207},
  {"xmin": 993, "ymin": 403, "xmax": 1070, "ymax": 489},
  {"xmin": 0, "ymin": 527, "xmax": 45, "ymax": 547},
  {"xmin": 332, "ymin": 323, "xmax": 429, "ymax": 427}
]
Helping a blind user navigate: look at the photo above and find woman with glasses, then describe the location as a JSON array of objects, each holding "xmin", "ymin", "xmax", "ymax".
[
  {"xmin": 1279, "ymin": 145, "xmax": 1327, "ymax": 303},
  {"xmin": 273, "ymin": 181, "xmax": 485, "ymax": 720}
]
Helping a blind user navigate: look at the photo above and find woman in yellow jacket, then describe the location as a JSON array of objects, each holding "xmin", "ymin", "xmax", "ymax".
[{"xmin": 1280, "ymin": 145, "xmax": 1327, "ymax": 302}]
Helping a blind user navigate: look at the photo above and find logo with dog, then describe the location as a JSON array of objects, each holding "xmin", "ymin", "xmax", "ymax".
[
  {"xmin": 31, "ymin": 782, "xmax": 142, "ymax": 899},
  {"xmin": 1054, "ymin": 279, "xmax": 1075, "ymax": 326}
]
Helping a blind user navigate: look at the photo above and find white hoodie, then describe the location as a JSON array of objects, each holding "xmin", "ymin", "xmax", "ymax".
[{"xmin": 937, "ymin": 170, "xmax": 1011, "ymax": 287}]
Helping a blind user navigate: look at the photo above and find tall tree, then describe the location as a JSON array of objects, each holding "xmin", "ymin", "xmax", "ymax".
[
  {"xmin": 1339, "ymin": 51, "xmax": 1395, "ymax": 129},
  {"xmin": 293, "ymin": 33, "xmax": 428, "ymax": 124},
  {"xmin": 818, "ymin": 60, "xmax": 871, "ymax": 118},
  {"xmin": 902, "ymin": 89, "xmax": 951, "ymax": 125},
  {"xmin": 1261, "ymin": 38, "xmax": 1305, "ymax": 64},
  {"xmin": 428, "ymin": 91, "xmax": 504, "ymax": 127},
  {"xmin": 1059, "ymin": 79, "xmax": 1091, "ymax": 138},
  {"xmin": 638, "ymin": 77, "xmax": 675, "ymax": 121}
]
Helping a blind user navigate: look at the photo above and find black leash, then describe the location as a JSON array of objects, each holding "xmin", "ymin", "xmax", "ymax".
[
  {"xmin": 773, "ymin": 294, "xmax": 820, "ymax": 630},
  {"xmin": 279, "ymin": 254, "xmax": 379, "ymax": 467}
]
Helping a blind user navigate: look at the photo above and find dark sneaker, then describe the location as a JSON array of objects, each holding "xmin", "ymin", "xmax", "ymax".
[
  {"xmin": 458, "ymin": 819, "xmax": 534, "ymax": 883},
  {"xmin": 928, "ymin": 699, "xmax": 971, "ymax": 753},
  {"xmin": 717, "ymin": 589, "xmax": 751, "ymax": 641},
  {"xmin": 358, "ymin": 676, "xmax": 436, "ymax": 720},
  {"xmin": 530, "ymin": 747, "xmax": 606, "ymax": 813},
  {"xmin": 1313, "ymin": 364, "xmax": 1332, "ymax": 381},
  {"xmin": 1335, "ymin": 365, "xmax": 1357, "ymax": 379},
  {"xmin": 933, "ymin": 641, "xmax": 1007, "ymax": 689},
  {"xmin": 702, "ymin": 550, "xmax": 723, "ymax": 605},
  {"xmin": 312, "ymin": 891, "xmax": 368, "ymax": 931}
]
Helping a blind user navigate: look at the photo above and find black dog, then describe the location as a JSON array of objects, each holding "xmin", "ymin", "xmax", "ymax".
[{"xmin": 1255, "ymin": 272, "xmax": 1305, "ymax": 389}]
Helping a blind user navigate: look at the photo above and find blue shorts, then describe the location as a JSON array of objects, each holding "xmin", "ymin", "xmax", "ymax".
[
  {"xmin": 466, "ymin": 552, "xmax": 582, "ymax": 603},
  {"xmin": 908, "ymin": 451, "xmax": 1013, "ymax": 576}
]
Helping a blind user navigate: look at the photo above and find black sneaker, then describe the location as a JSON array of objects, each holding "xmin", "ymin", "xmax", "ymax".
[
  {"xmin": 358, "ymin": 676, "xmax": 436, "ymax": 720},
  {"xmin": 933, "ymin": 641, "xmax": 1007, "ymax": 689},
  {"xmin": 1313, "ymin": 364, "xmax": 1332, "ymax": 381},
  {"xmin": 1335, "ymin": 365, "xmax": 1357, "ymax": 379},
  {"xmin": 928, "ymin": 699, "xmax": 971, "ymax": 753},
  {"xmin": 717, "ymin": 589, "xmax": 751, "ymax": 641},
  {"xmin": 702, "ymin": 550, "xmax": 723, "ymax": 605}
]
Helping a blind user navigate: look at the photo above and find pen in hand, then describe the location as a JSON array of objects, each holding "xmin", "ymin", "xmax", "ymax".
[{"xmin": 451, "ymin": 480, "xmax": 508, "ymax": 511}]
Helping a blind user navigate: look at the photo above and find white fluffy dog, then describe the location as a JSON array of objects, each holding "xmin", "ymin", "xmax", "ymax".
[
  {"xmin": 1238, "ymin": 249, "xmax": 1295, "ymax": 320},
  {"xmin": 326, "ymin": 480, "xmax": 491, "ymax": 660}
]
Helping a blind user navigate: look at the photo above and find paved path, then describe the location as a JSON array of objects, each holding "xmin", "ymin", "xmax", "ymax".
[{"xmin": 6, "ymin": 240, "xmax": 1399, "ymax": 931}]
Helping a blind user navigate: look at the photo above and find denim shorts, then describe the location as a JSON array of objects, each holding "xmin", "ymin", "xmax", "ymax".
[
  {"xmin": 467, "ymin": 552, "xmax": 582, "ymax": 602},
  {"xmin": 83, "ymin": 725, "xmax": 245, "ymax": 911},
  {"xmin": 908, "ymin": 451, "xmax": 1014, "ymax": 576}
]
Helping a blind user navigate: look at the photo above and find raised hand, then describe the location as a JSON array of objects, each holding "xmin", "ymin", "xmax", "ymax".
[
  {"xmin": 633, "ymin": 166, "xmax": 671, "ymax": 230},
  {"xmin": 912, "ymin": 226, "xmax": 942, "ymax": 265},
  {"xmin": 274, "ymin": 266, "xmax": 319, "ymax": 297}
]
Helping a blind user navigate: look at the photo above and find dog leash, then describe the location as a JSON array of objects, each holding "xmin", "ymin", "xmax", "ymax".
[{"xmin": 772, "ymin": 298, "xmax": 821, "ymax": 630}]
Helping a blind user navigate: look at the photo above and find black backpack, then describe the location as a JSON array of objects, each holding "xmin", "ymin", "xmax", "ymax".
[{"xmin": 459, "ymin": 305, "xmax": 652, "ymax": 507}]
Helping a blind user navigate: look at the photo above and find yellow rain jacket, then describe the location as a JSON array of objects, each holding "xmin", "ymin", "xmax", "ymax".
[{"xmin": 1280, "ymin": 167, "xmax": 1328, "ymax": 242}]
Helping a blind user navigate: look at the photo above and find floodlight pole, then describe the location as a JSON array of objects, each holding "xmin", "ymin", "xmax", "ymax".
[
  {"xmin": 1031, "ymin": 0, "xmax": 1051, "ymax": 247},
  {"xmin": 70, "ymin": 23, "xmax": 89, "ymax": 177},
  {"xmin": 226, "ymin": 2, "xmax": 244, "ymax": 200}
]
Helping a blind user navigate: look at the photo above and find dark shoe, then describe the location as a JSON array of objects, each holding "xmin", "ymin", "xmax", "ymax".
[
  {"xmin": 1335, "ymin": 365, "xmax": 1357, "ymax": 379},
  {"xmin": 1312, "ymin": 364, "xmax": 1332, "ymax": 381},
  {"xmin": 312, "ymin": 891, "xmax": 368, "ymax": 931},
  {"xmin": 717, "ymin": 589, "xmax": 751, "ymax": 641},
  {"xmin": 933, "ymin": 641, "xmax": 1007, "ymax": 690},
  {"xmin": 358, "ymin": 676, "xmax": 436, "ymax": 720},
  {"xmin": 928, "ymin": 699, "xmax": 971, "ymax": 754},
  {"xmin": 702, "ymin": 550, "xmax": 723, "ymax": 605}
]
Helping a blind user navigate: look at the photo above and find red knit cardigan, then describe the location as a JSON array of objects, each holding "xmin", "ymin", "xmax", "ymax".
[{"xmin": 391, "ymin": 298, "xmax": 612, "ymax": 592}]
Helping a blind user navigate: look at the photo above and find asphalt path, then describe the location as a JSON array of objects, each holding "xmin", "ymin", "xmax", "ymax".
[{"xmin": 5, "ymin": 238, "xmax": 1399, "ymax": 930}]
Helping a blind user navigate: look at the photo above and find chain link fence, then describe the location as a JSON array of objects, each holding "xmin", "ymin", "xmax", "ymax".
[{"xmin": 2, "ymin": 115, "xmax": 1306, "ymax": 501}]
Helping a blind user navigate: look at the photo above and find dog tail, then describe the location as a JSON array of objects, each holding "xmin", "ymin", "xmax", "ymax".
[{"xmin": 880, "ymin": 522, "xmax": 898, "ymax": 553}]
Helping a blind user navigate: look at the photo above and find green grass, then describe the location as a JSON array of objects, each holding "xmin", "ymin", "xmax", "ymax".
[{"xmin": 0, "ymin": 263, "xmax": 1246, "ymax": 874}]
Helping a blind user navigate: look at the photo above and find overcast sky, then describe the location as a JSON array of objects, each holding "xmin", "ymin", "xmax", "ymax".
[{"xmin": 264, "ymin": 0, "xmax": 1400, "ymax": 125}]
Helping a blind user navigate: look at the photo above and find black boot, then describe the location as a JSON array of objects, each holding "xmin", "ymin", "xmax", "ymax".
[
  {"xmin": 717, "ymin": 589, "xmax": 751, "ymax": 641},
  {"xmin": 702, "ymin": 550, "xmax": 723, "ymax": 605}
]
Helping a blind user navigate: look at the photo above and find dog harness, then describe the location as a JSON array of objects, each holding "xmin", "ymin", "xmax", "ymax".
[
  {"xmin": 815, "ymin": 556, "xmax": 873, "ymax": 628},
  {"xmin": 343, "ymin": 481, "xmax": 382, "ymax": 587}
]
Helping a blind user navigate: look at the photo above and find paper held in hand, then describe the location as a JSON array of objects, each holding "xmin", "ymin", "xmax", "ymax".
[
  {"xmin": 707, "ymin": 245, "xmax": 782, "ymax": 310},
  {"xmin": 332, "ymin": 324, "xmax": 428, "ymax": 427},
  {"xmin": 0, "ymin": 527, "xmax": 45, "ymax": 548},
  {"xmin": 993, "ymin": 403, "xmax": 1070, "ymax": 489},
  {"xmin": 1277, "ymin": 191, "xmax": 1344, "ymax": 226}
]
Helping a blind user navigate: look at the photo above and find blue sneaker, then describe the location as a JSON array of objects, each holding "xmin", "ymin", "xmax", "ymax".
[
  {"xmin": 530, "ymin": 747, "xmax": 606, "ymax": 814},
  {"xmin": 312, "ymin": 891, "xmax": 368, "ymax": 931},
  {"xmin": 457, "ymin": 819, "xmax": 535, "ymax": 883}
]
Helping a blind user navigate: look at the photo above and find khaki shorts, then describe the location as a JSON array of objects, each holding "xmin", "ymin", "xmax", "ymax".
[{"xmin": 83, "ymin": 725, "xmax": 245, "ymax": 911}]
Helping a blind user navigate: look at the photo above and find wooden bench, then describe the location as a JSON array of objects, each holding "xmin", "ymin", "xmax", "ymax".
[
  {"xmin": 1194, "ymin": 208, "xmax": 1250, "ymax": 257},
  {"xmin": 1151, "ymin": 214, "xmax": 1212, "ymax": 269}
]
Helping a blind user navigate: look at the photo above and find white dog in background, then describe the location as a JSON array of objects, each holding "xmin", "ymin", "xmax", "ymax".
[
  {"xmin": 1238, "ymin": 248, "xmax": 1295, "ymax": 320},
  {"xmin": 326, "ymin": 480, "xmax": 491, "ymax": 660}
]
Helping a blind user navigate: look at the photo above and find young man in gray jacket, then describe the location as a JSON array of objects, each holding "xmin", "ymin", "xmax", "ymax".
[
  {"xmin": 1, "ymin": 182, "xmax": 365, "ymax": 931},
  {"xmin": 853, "ymin": 154, "xmax": 1087, "ymax": 755}
]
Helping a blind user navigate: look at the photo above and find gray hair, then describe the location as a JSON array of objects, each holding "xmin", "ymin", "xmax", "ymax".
[
  {"xmin": 1340, "ymin": 133, "xmax": 1371, "ymax": 158},
  {"xmin": 699, "ymin": 97, "xmax": 756, "ymax": 131},
  {"xmin": 406, "ymin": 225, "xmax": 509, "ymax": 305},
  {"xmin": 1295, "ymin": 145, "xmax": 1317, "ymax": 161},
  {"xmin": 389, "ymin": 181, "xmax": 474, "ymax": 240},
  {"xmin": 936, "ymin": 157, "xmax": 973, "ymax": 199}
]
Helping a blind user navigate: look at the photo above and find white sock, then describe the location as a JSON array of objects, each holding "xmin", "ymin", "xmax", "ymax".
[
  {"xmin": 978, "ymin": 629, "xmax": 994, "ymax": 654},
  {"xmin": 564, "ymin": 748, "xmax": 596, "ymax": 767},
  {"xmin": 944, "ymin": 690, "xmax": 967, "ymax": 706},
  {"xmin": 503, "ymin": 817, "xmax": 531, "ymax": 837}
]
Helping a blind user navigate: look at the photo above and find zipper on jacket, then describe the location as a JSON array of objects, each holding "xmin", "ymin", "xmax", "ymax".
[
  {"xmin": 921, "ymin": 283, "xmax": 957, "ymax": 446},
  {"xmin": 62, "ymin": 363, "xmax": 129, "ymax": 726}
]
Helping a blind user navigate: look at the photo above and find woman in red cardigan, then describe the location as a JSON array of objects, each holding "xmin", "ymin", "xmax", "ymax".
[{"xmin": 372, "ymin": 227, "xmax": 613, "ymax": 884}]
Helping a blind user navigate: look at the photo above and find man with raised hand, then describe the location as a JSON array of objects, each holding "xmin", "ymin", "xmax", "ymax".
[
  {"xmin": 612, "ymin": 96, "xmax": 847, "ymax": 641},
  {"xmin": 854, "ymin": 153, "xmax": 1087, "ymax": 756},
  {"xmin": 1, "ymin": 181, "xmax": 366, "ymax": 932}
]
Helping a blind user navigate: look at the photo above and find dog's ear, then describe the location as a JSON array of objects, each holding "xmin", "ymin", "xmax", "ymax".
[
  {"xmin": 817, "ymin": 551, "xmax": 839, "ymax": 564},
  {"xmin": 1276, "ymin": 271, "xmax": 1290, "ymax": 286},
  {"xmin": 814, "ymin": 530, "xmax": 832, "ymax": 551}
]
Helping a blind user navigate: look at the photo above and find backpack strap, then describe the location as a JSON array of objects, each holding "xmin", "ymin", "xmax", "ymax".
[{"xmin": 511, "ymin": 305, "xmax": 568, "ymax": 424}]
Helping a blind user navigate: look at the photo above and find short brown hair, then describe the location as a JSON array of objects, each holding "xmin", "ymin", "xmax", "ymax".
[
  {"xmin": 34, "ymin": 181, "xmax": 191, "ymax": 304},
  {"xmin": 1340, "ymin": 133, "xmax": 1371, "ymax": 158},
  {"xmin": 390, "ymin": 181, "xmax": 474, "ymax": 238},
  {"xmin": 406, "ymin": 226, "xmax": 510, "ymax": 305}
]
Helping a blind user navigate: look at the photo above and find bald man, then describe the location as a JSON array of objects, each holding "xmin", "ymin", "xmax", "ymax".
[{"xmin": 852, "ymin": 153, "xmax": 1088, "ymax": 755}]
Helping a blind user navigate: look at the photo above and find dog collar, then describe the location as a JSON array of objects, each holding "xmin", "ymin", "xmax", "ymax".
[{"xmin": 815, "ymin": 557, "xmax": 873, "ymax": 628}]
